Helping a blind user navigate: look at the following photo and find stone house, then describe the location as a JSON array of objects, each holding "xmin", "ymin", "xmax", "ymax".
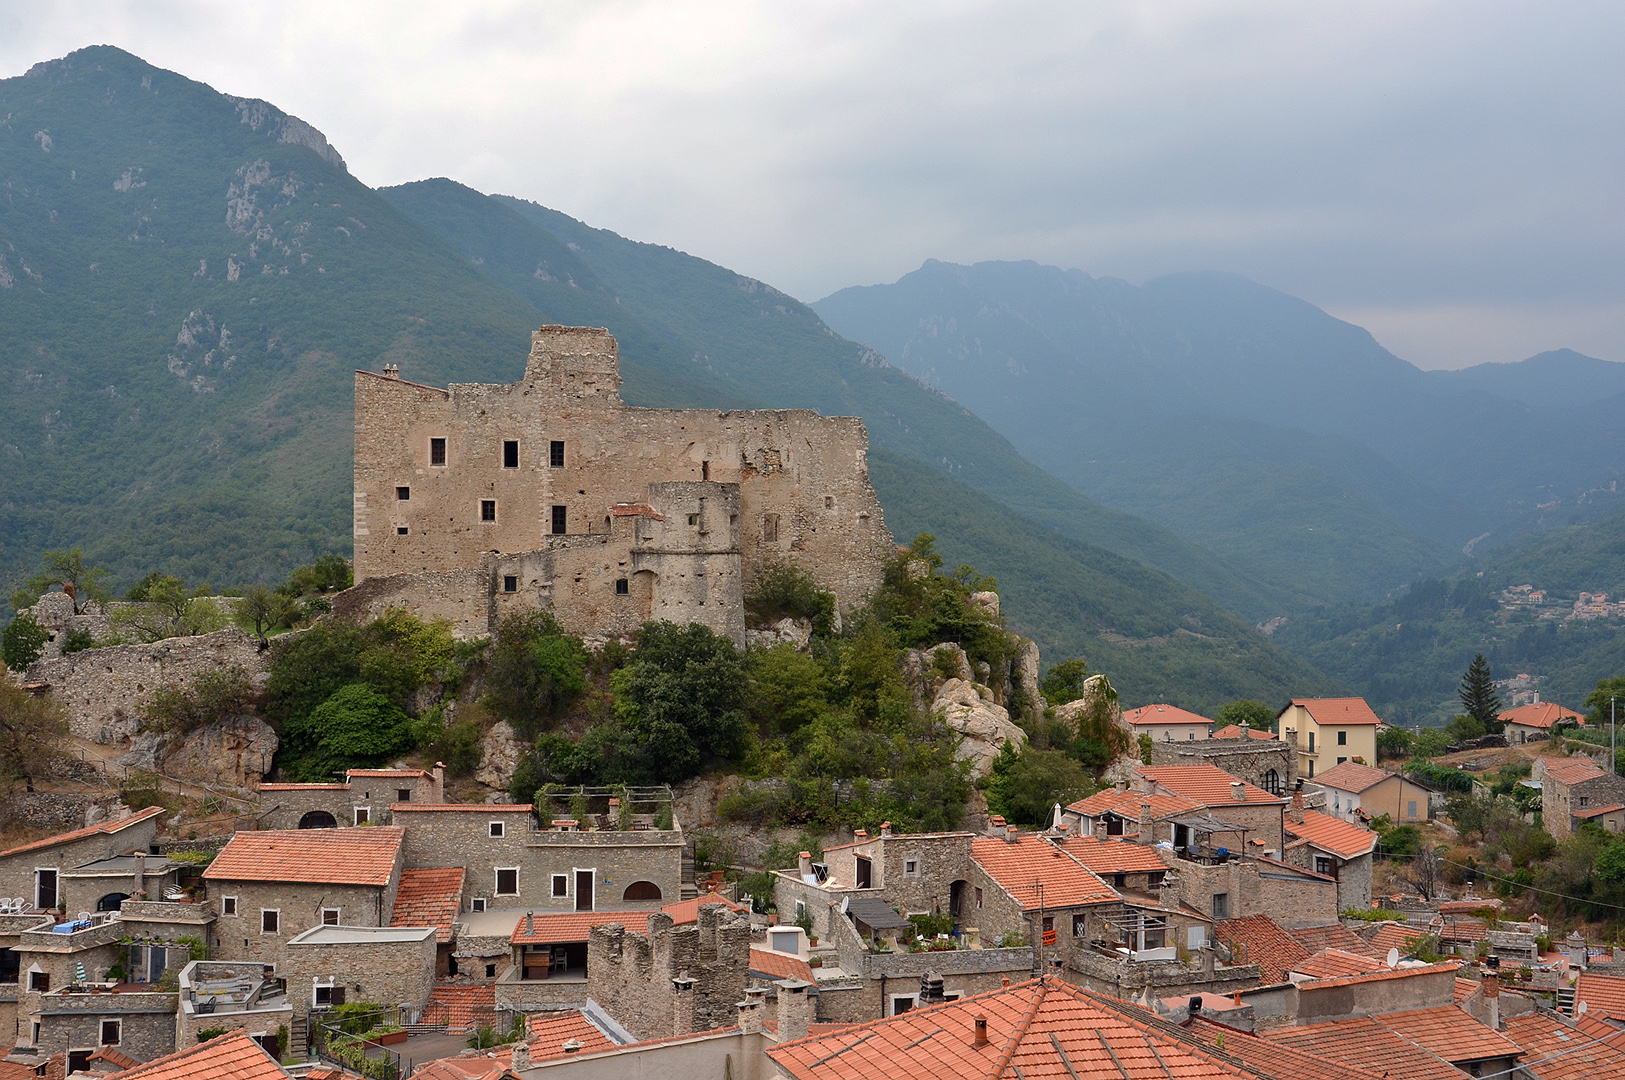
[
  {"xmin": 1280, "ymin": 790, "xmax": 1377, "ymax": 912},
  {"xmin": 584, "ymin": 902, "xmax": 750, "ymax": 1040},
  {"xmin": 1165, "ymin": 853, "xmax": 1338, "ymax": 930},
  {"xmin": 343, "ymin": 325, "xmax": 895, "ymax": 645},
  {"xmin": 0, "ymin": 911, "xmax": 51, "ymax": 1045},
  {"xmin": 282, "ymin": 924, "xmax": 437, "ymax": 1026},
  {"xmin": 770, "ymin": 830, "xmax": 977, "ymax": 942},
  {"xmin": 1147, "ymin": 732, "xmax": 1297, "ymax": 797},
  {"xmin": 256, "ymin": 766, "xmax": 446, "ymax": 830},
  {"xmin": 390, "ymin": 866, "xmax": 466, "ymax": 977},
  {"xmin": 29, "ymin": 983, "xmax": 176, "ymax": 1063},
  {"xmin": 1134, "ymin": 764, "xmax": 1288, "ymax": 855},
  {"xmin": 1122, "ymin": 704, "xmax": 1212, "ymax": 743},
  {"xmin": 392, "ymin": 802, "xmax": 685, "ymax": 913},
  {"xmin": 200, "ymin": 827, "xmax": 406, "ymax": 971},
  {"xmin": 174, "ymin": 960, "xmax": 292, "ymax": 1049},
  {"xmin": 967, "ymin": 825, "xmax": 1120, "ymax": 969},
  {"xmin": 1501, "ymin": 701, "xmax": 1584, "ymax": 745},
  {"xmin": 1539, "ymin": 755, "xmax": 1625, "ymax": 838},
  {"xmin": 1060, "ymin": 790, "xmax": 1213, "ymax": 847},
  {"xmin": 1276, "ymin": 698, "xmax": 1383, "ymax": 780},
  {"xmin": 0, "ymin": 806, "xmax": 164, "ymax": 914},
  {"xmin": 1309, "ymin": 760, "xmax": 1432, "ymax": 825}
]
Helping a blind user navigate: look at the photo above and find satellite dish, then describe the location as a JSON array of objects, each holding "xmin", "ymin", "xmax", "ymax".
[
  {"xmin": 1387, "ymin": 948, "xmax": 1400, "ymax": 969},
  {"xmin": 1579, "ymin": 1001, "xmax": 1589, "ymax": 1015}
]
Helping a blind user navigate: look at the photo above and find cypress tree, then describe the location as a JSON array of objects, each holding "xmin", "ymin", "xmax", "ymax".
[{"xmin": 1459, "ymin": 654, "xmax": 1504, "ymax": 734}]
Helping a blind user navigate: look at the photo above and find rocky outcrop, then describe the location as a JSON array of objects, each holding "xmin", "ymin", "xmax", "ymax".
[
  {"xmin": 1052, "ymin": 675, "xmax": 1122, "ymax": 735},
  {"xmin": 933, "ymin": 677, "xmax": 1026, "ymax": 777},
  {"xmin": 477, "ymin": 720, "xmax": 526, "ymax": 791},
  {"xmin": 745, "ymin": 617, "xmax": 813, "ymax": 651},
  {"xmin": 116, "ymin": 714, "xmax": 278, "ymax": 795},
  {"xmin": 1013, "ymin": 639, "xmax": 1042, "ymax": 722}
]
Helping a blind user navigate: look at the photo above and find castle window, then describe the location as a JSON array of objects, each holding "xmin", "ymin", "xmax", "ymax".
[
  {"xmin": 396, "ymin": 486, "xmax": 410, "ymax": 500},
  {"xmin": 430, "ymin": 437, "xmax": 447, "ymax": 466},
  {"xmin": 503, "ymin": 440, "xmax": 519, "ymax": 469},
  {"xmin": 397, "ymin": 527, "xmax": 408, "ymax": 535},
  {"xmin": 550, "ymin": 440, "xmax": 565, "ymax": 467},
  {"xmin": 763, "ymin": 513, "xmax": 780, "ymax": 543},
  {"xmin": 503, "ymin": 575, "xmax": 518, "ymax": 593},
  {"xmin": 702, "ymin": 460, "xmax": 710, "ymax": 481},
  {"xmin": 825, "ymin": 496, "xmax": 834, "ymax": 509},
  {"xmin": 615, "ymin": 579, "xmax": 629, "ymax": 595},
  {"xmin": 688, "ymin": 514, "xmax": 699, "ymax": 526},
  {"xmin": 481, "ymin": 500, "xmax": 497, "ymax": 522},
  {"xmin": 551, "ymin": 505, "xmax": 567, "ymax": 534}
]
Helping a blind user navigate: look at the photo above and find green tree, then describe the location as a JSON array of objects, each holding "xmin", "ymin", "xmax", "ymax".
[
  {"xmin": 1458, "ymin": 654, "xmax": 1504, "ymax": 734},
  {"xmin": 1376, "ymin": 726, "xmax": 1413, "ymax": 760},
  {"xmin": 610, "ymin": 621, "xmax": 750, "ymax": 782},
  {"xmin": 110, "ymin": 575, "xmax": 229, "ymax": 642},
  {"xmin": 982, "ymin": 743, "xmax": 1092, "ymax": 827},
  {"xmin": 277, "ymin": 554, "xmax": 353, "ymax": 598},
  {"xmin": 1446, "ymin": 713, "xmax": 1486, "ymax": 743},
  {"xmin": 0, "ymin": 678, "xmax": 69, "ymax": 789},
  {"xmin": 745, "ymin": 561, "xmax": 836, "ymax": 635},
  {"xmin": 1216, "ymin": 699, "xmax": 1275, "ymax": 731},
  {"xmin": 141, "ymin": 667, "xmax": 258, "ymax": 734},
  {"xmin": 747, "ymin": 645, "xmax": 832, "ymax": 735},
  {"xmin": 285, "ymin": 684, "xmax": 414, "ymax": 780},
  {"xmin": 1068, "ymin": 674, "xmax": 1129, "ymax": 771},
  {"xmin": 238, "ymin": 585, "xmax": 302, "ymax": 647},
  {"xmin": 1039, "ymin": 659, "xmax": 1090, "ymax": 706},
  {"xmin": 1584, "ymin": 677, "xmax": 1625, "ymax": 726},
  {"xmin": 1138, "ymin": 732, "xmax": 1153, "ymax": 765},
  {"xmin": 482, "ymin": 611, "xmax": 589, "ymax": 739},
  {"xmin": 1411, "ymin": 729, "xmax": 1450, "ymax": 759},
  {"xmin": 1, "ymin": 613, "xmax": 49, "ymax": 672},
  {"xmin": 11, "ymin": 547, "xmax": 112, "ymax": 613}
]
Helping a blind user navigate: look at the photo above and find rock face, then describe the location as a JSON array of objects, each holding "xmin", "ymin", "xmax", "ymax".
[
  {"xmin": 477, "ymin": 720, "xmax": 526, "ymax": 791},
  {"xmin": 745, "ymin": 617, "xmax": 813, "ymax": 651},
  {"xmin": 116, "ymin": 714, "xmax": 279, "ymax": 795},
  {"xmin": 1013, "ymin": 639, "xmax": 1042, "ymax": 722},
  {"xmin": 1052, "ymin": 675, "xmax": 1121, "ymax": 735},
  {"xmin": 932, "ymin": 677, "xmax": 1026, "ymax": 778}
]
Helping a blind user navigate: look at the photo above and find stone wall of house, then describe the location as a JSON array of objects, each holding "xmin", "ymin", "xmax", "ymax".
[
  {"xmin": 1148, "ymin": 738, "xmax": 1297, "ymax": 796},
  {"xmin": 1167, "ymin": 857, "xmax": 1337, "ymax": 929},
  {"xmin": 351, "ymin": 327, "xmax": 893, "ymax": 642},
  {"xmin": 33, "ymin": 990, "xmax": 177, "ymax": 1060},
  {"xmin": 586, "ymin": 904, "xmax": 750, "ymax": 1040},
  {"xmin": 1545, "ymin": 771, "xmax": 1625, "ymax": 839},
  {"xmin": 0, "ymin": 815, "xmax": 162, "ymax": 908},
  {"xmin": 1281, "ymin": 846, "xmax": 1373, "ymax": 912},
  {"xmin": 206, "ymin": 880, "xmax": 395, "ymax": 969},
  {"xmin": 1068, "ymin": 949, "xmax": 1259, "ymax": 1000},
  {"xmin": 282, "ymin": 931, "xmax": 437, "ymax": 1022}
]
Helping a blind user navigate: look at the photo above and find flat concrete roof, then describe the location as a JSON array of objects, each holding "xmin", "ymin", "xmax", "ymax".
[
  {"xmin": 287, "ymin": 924, "xmax": 436, "ymax": 946},
  {"xmin": 456, "ymin": 908, "xmax": 526, "ymax": 938}
]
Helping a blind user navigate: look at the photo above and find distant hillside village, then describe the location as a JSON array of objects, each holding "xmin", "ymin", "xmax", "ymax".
[{"xmin": 3, "ymin": 329, "xmax": 1625, "ymax": 1079}]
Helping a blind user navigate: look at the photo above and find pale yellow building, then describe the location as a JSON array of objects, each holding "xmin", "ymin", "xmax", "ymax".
[{"xmin": 1276, "ymin": 698, "xmax": 1381, "ymax": 780}]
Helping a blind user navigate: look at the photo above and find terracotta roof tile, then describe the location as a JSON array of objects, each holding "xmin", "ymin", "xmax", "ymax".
[
  {"xmin": 1373, "ymin": 1004, "xmax": 1523, "ymax": 1063},
  {"xmin": 1574, "ymin": 804, "xmax": 1625, "ymax": 819},
  {"xmin": 1436, "ymin": 898, "xmax": 1501, "ymax": 915},
  {"xmin": 1052, "ymin": 834, "xmax": 1170, "ymax": 875},
  {"xmin": 1292, "ymin": 947, "xmax": 1386, "ymax": 979},
  {"xmin": 115, "ymin": 1029, "xmax": 289, "ymax": 1080},
  {"xmin": 202, "ymin": 826, "xmax": 403, "ymax": 887},
  {"xmin": 1286, "ymin": 697, "xmax": 1385, "ymax": 726},
  {"xmin": 407, "ymin": 1058, "xmax": 513, "ymax": 1080},
  {"xmin": 1365, "ymin": 921, "xmax": 1429, "ymax": 956},
  {"xmin": 1122, "ymin": 704, "xmax": 1213, "ymax": 727},
  {"xmin": 1210, "ymin": 724, "xmax": 1276, "ymax": 740},
  {"xmin": 511, "ymin": 911, "xmax": 646, "ymax": 945},
  {"xmin": 0, "ymin": 805, "xmax": 164, "ymax": 859},
  {"xmin": 1136, "ymin": 764, "xmax": 1284, "ymax": 806},
  {"xmin": 1284, "ymin": 810, "xmax": 1379, "ymax": 858},
  {"xmin": 970, "ymin": 834, "xmax": 1118, "ymax": 911},
  {"xmin": 391, "ymin": 804, "xmax": 535, "ymax": 813},
  {"xmin": 257, "ymin": 783, "xmax": 349, "ymax": 791},
  {"xmin": 1294, "ymin": 961, "xmax": 1461, "ymax": 991},
  {"xmin": 1215, "ymin": 915, "xmax": 1310, "ymax": 983},
  {"xmin": 1545, "ymin": 757, "xmax": 1607, "ymax": 784},
  {"xmin": 1185, "ymin": 1018, "xmax": 1387, "ymax": 1080},
  {"xmin": 1504, "ymin": 1011, "xmax": 1625, "ymax": 1080},
  {"xmin": 505, "ymin": 1011, "xmax": 619, "ymax": 1063},
  {"xmin": 1066, "ymin": 789, "xmax": 1205, "ymax": 820},
  {"xmin": 87, "ymin": 1047, "xmax": 140, "ymax": 1070},
  {"xmin": 768, "ymin": 977, "xmax": 1259, "ymax": 1080},
  {"xmin": 1288, "ymin": 922, "xmax": 1385, "ymax": 959},
  {"xmin": 1454, "ymin": 977, "xmax": 1478, "ymax": 1004},
  {"xmin": 610, "ymin": 503, "xmax": 664, "ymax": 520},
  {"xmin": 1311, "ymin": 760, "xmax": 1397, "ymax": 793},
  {"xmin": 347, "ymin": 768, "xmax": 433, "ymax": 779},
  {"xmin": 420, "ymin": 982, "xmax": 497, "ymax": 1033},
  {"xmin": 391, "ymin": 867, "xmax": 465, "ymax": 943},
  {"xmin": 660, "ymin": 895, "xmax": 747, "ymax": 925},
  {"xmin": 1578, "ymin": 972, "xmax": 1625, "ymax": 1020},
  {"xmin": 749, "ymin": 946, "xmax": 815, "ymax": 982},
  {"xmin": 1431, "ymin": 915, "xmax": 1487, "ymax": 942},
  {"xmin": 1263, "ymin": 1015, "xmax": 1468, "ymax": 1080},
  {"xmin": 1501, "ymin": 702, "xmax": 1585, "ymax": 729}
]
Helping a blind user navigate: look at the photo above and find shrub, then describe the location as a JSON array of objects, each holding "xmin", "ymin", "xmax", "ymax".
[
  {"xmin": 1, "ymin": 612, "xmax": 48, "ymax": 671},
  {"xmin": 1039, "ymin": 659, "xmax": 1090, "ymax": 706},
  {"xmin": 981, "ymin": 743, "xmax": 1092, "ymax": 828},
  {"xmin": 283, "ymin": 685, "xmax": 413, "ymax": 781},
  {"xmin": 141, "ymin": 666, "xmax": 258, "ymax": 735},
  {"xmin": 1215, "ymin": 700, "xmax": 1276, "ymax": 730},
  {"xmin": 746, "ymin": 560, "xmax": 836, "ymax": 634},
  {"xmin": 609, "ymin": 621, "xmax": 749, "ymax": 782},
  {"xmin": 197, "ymin": 1027, "xmax": 231, "ymax": 1043},
  {"xmin": 482, "ymin": 611, "xmax": 589, "ymax": 739}
]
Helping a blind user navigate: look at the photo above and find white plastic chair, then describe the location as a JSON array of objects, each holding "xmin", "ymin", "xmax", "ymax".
[
  {"xmin": 15, "ymin": 899, "xmax": 30, "ymax": 913},
  {"xmin": 0, "ymin": 899, "xmax": 12, "ymax": 914}
]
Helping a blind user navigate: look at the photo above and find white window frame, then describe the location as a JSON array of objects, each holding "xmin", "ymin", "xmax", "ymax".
[
  {"xmin": 495, "ymin": 867, "xmax": 519, "ymax": 897},
  {"xmin": 34, "ymin": 867, "xmax": 58, "ymax": 911},
  {"xmin": 903, "ymin": 859, "xmax": 919, "ymax": 878},
  {"xmin": 574, "ymin": 867, "xmax": 595, "ymax": 910},
  {"xmin": 221, "ymin": 896, "xmax": 238, "ymax": 917},
  {"xmin": 322, "ymin": 908, "xmax": 341, "ymax": 926},
  {"xmin": 313, "ymin": 978, "xmax": 335, "ymax": 1008},
  {"xmin": 261, "ymin": 909, "xmax": 280, "ymax": 934},
  {"xmin": 353, "ymin": 806, "xmax": 371, "ymax": 826},
  {"xmin": 552, "ymin": 874, "xmax": 568, "ymax": 898},
  {"xmin": 471, "ymin": 897, "xmax": 487, "ymax": 913},
  {"xmin": 489, "ymin": 821, "xmax": 506, "ymax": 838},
  {"xmin": 99, "ymin": 1018, "xmax": 121, "ymax": 1046},
  {"xmin": 890, "ymin": 994, "xmax": 917, "ymax": 1016}
]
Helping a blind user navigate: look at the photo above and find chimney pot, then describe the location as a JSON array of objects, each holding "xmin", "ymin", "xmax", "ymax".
[
  {"xmin": 1188, "ymin": 995, "xmax": 1202, "ymax": 1016},
  {"xmin": 511, "ymin": 1041, "xmax": 532, "ymax": 1068},
  {"xmin": 973, "ymin": 1014, "xmax": 990, "ymax": 1048},
  {"xmin": 1230, "ymin": 781, "xmax": 1246, "ymax": 801},
  {"xmin": 798, "ymin": 851, "xmax": 813, "ymax": 879},
  {"xmin": 880, "ymin": 821, "xmax": 893, "ymax": 837},
  {"xmin": 853, "ymin": 829, "xmax": 868, "ymax": 842}
]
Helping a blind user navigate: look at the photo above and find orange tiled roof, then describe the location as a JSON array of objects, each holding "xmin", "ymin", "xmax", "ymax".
[
  {"xmin": 1431, "ymin": 915, "xmax": 1487, "ymax": 942},
  {"xmin": 970, "ymin": 834, "xmax": 1118, "ymax": 911},
  {"xmin": 1501, "ymin": 702, "xmax": 1585, "ymax": 729},
  {"xmin": 1437, "ymin": 897, "xmax": 1501, "ymax": 915},
  {"xmin": 1295, "ymin": 961, "xmax": 1461, "ymax": 991},
  {"xmin": 661, "ymin": 894, "xmax": 747, "ymax": 925},
  {"xmin": 391, "ymin": 803, "xmax": 535, "ymax": 813},
  {"xmin": 505, "ymin": 1011, "xmax": 619, "ymax": 1063},
  {"xmin": 1135, "ymin": 764, "xmax": 1283, "ymax": 805},
  {"xmin": 1052, "ymin": 834, "xmax": 1170, "ymax": 875},
  {"xmin": 1454, "ymin": 977, "xmax": 1478, "ymax": 1005},
  {"xmin": 1185, "ymin": 1018, "xmax": 1387, "ymax": 1080},
  {"xmin": 511, "ymin": 911, "xmax": 647, "ymax": 945},
  {"xmin": 1215, "ymin": 915, "xmax": 1310, "ymax": 983},
  {"xmin": 408, "ymin": 1058, "xmax": 512, "ymax": 1080},
  {"xmin": 768, "ymin": 977, "xmax": 1258, "ymax": 1080},
  {"xmin": 1292, "ymin": 947, "xmax": 1386, "ymax": 979},
  {"xmin": 1122, "ymin": 703, "xmax": 1214, "ymax": 727},
  {"xmin": 1374, "ymin": 1004, "xmax": 1523, "ymax": 1064},
  {"xmin": 115, "ymin": 1029, "xmax": 289, "ymax": 1080},
  {"xmin": 1544, "ymin": 757, "xmax": 1607, "ymax": 784},
  {"xmin": 347, "ymin": 768, "xmax": 433, "ymax": 779},
  {"xmin": 421, "ymin": 982, "xmax": 497, "ymax": 1033},
  {"xmin": 1263, "ymin": 1015, "xmax": 1469, "ymax": 1080},
  {"xmin": 610, "ymin": 503, "xmax": 665, "ymax": 520},
  {"xmin": 1286, "ymin": 697, "xmax": 1384, "ymax": 726},
  {"xmin": 1577, "ymin": 971, "xmax": 1625, "ymax": 1020},
  {"xmin": 258, "ymin": 782, "xmax": 349, "ymax": 791},
  {"xmin": 1211, "ymin": 723, "xmax": 1276, "ymax": 740},
  {"xmin": 0, "ymin": 804, "xmax": 164, "ymax": 859},
  {"xmin": 1066, "ymin": 788, "xmax": 1204, "ymax": 820},
  {"xmin": 1504, "ymin": 1011, "xmax": 1625, "ymax": 1080},
  {"xmin": 1311, "ymin": 760, "xmax": 1396, "ymax": 793},
  {"xmin": 391, "ymin": 867, "xmax": 465, "ymax": 943},
  {"xmin": 750, "ymin": 945, "xmax": 815, "ymax": 982},
  {"xmin": 202, "ymin": 826, "xmax": 403, "ymax": 886},
  {"xmin": 1574, "ymin": 803, "xmax": 1625, "ymax": 819},
  {"xmin": 87, "ymin": 1047, "xmax": 140, "ymax": 1070},
  {"xmin": 1284, "ymin": 810, "xmax": 1379, "ymax": 858},
  {"xmin": 1287, "ymin": 921, "xmax": 1384, "ymax": 959},
  {"xmin": 1363, "ymin": 921, "xmax": 1427, "ymax": 957}
]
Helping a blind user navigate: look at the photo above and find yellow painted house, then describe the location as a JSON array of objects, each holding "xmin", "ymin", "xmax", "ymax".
[{"xmin": 1276, "ymin": 697, "xmax": 1382, "ymax": 780}]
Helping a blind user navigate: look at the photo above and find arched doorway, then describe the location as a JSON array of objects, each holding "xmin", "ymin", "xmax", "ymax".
[
  {"xmin": 298, "ymin": 810, "xmax": 338, "ymax": 829},
  {"xmin": 623, "ymin": 881, "xmax": 662, "ymax": 902},
  {"xmin": 96, "ymin": 892, "xmax": 128, "ymax": 912}
]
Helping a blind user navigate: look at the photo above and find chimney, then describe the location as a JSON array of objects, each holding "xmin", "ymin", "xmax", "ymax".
[
  {"xmin": 798, "ymin": 851, "xmax": 813, "ymax": 880},
  {"xmin": 511, "ymin": 1039, "xmax": 532, "ymax": 1069},
  {"xmin": 737, "ymin": 992, "xmax": 764, "ymax": 1035},
  {"xmin": 1290, "ymin": 781, "xmax": 1305, "ymax": 826},
  {"xmin": 525, "ymin": 912, "xmax": 534, "ymax": 936},
  {"xmin": 973, "ymin": 1014, "xmax": 990, "ymax": 1048},
  {"xmin": 987, "ymin": 816, "xmax": 1007, "ymax": 840},
  {"xmin": 1188, "ymin": 995, "xmax": 1202, "ymax": 1018},
  {"xmin": 672, "ymin": 973, "xmax": 696, "ymax": 1036},
  {"xmin": 382, "ymin": 363, "xmax": 400, "ymax": 378},
  {"xmin": 1006, "ymin": 826, "xmax": 1020, "ymax": 843},
  {"xmin": 853, "ymin": 829, "xmax": 868, "ymax": 842},
  {"xmin": 130, "ymin": 850, "xmax": 146, "ymax": 901},
  {"xmin": 1230, "ymin": 781, "xmax": 1246, "ymax": 802},
  {"xmin": 919, "ymin": 971, "xmax": 945, "ymax": 1006},
  {"xmin": 880, "ymin": 821, "xmax": 893, "ymax": 837},
  {"xmin": 1137, "ymin": 800, "xmax": 1154, "ymax": 846},
  {"xmin": 432, "ymin": 762, "xmax": 446, "ymax": 802},
  {"xmin": 777, "ymin": 979, "xmax": 812, "ymax": 1041}
]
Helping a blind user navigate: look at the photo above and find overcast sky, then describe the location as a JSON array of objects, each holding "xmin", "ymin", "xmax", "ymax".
[{"xmin": 3, "ymin": 1, "xmax": 1621, "ymax": 368}]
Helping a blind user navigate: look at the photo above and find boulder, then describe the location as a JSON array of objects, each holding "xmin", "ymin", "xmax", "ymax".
[
  {"xmin": 156, "ymin": 714, "xmax": 279, "ymax": 794},
  {"xmin": 476, "ymin": 720, "xmax": 526, "ymax": 791},
  {"xmin": 1013, "ymin": 639, "xmax": 1042, "ymax": 721},
  {"xmin": 1052, "ymin": 675, "xmax": 1121, "ymax": 735},
  {"xmin": 745, "ymin": 617, "xmax": 812, "ymax": 651},
  {"xmin": 933, "ymin": 677, "xmax": 1026, "ymax": 778},
  {"xmin": 969, "ymin": 591, "xmax": 1000, "ymax": 619}
]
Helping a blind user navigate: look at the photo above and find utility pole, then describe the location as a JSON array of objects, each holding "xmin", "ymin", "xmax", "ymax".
[{"xmin": 1612, "ymin": 696, "xmax": 1617, "ymax": 776}]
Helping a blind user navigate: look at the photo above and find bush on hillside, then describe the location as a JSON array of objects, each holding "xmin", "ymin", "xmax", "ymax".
[
  {"xmin": 1, "ymin": 612, "xmax": 48, "ymax": 671},
  {"xmin": 745, "ymin": 561, "xmax": 836, "ymax": 635},
  {"xmin": 284, "ymin": 684, "xmax": 414, "ymax": 781},
  {"xmin": 141, "ymin": 666, "xmax": 259, "ymax": 734},
  {"xmin": 481, "ymin": 611, "xmax": 588, "ymax": 739}
]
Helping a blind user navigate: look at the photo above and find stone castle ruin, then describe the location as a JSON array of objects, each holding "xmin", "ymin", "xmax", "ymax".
[{"xmin": 336, "ymin": 325, "xmax": 896, "ymax": 642}]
